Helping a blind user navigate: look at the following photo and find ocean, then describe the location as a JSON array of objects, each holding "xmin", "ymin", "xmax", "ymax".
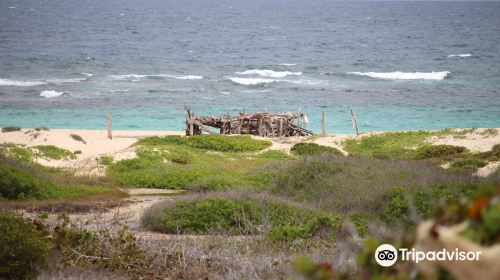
[{"xmin": 1, "ymin": 0, "xmax": 499, "ymax": 133}]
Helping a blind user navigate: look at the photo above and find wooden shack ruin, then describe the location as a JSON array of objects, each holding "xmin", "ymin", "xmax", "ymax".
[{"xmin": 185, "ymin": 107, "xmax": 313, "ymax": 137}]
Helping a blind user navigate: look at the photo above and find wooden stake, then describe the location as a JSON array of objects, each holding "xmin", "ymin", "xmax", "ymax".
[
  {"xmin": 106, "ymin": 104, "xmax": 112, "ymax": 140},
  {"xmin": 350, "ymin": 107, "xmax": 360, "ymax": 136},
  {"xmin": 321, "ymin": 111, "xmax": 326, "ymax": 135}
]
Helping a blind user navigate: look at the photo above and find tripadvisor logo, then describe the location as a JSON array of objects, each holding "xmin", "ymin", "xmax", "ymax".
[
  {"xmin": 375, "ymin": 244, "xmax": 398, "ymax": 267},
  {"xmin": 374, "ymin": 244, "xmax": 482, "ymax": 267}
]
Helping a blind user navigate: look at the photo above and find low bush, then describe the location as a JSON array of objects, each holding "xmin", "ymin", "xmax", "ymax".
[
  {"xmin": 34, "ymin": 145, "xmax": 76, "ymax": 160},
  {"xmin": 1, "ymin": 126, "xmax": 21, "ymax": 133},
  {"xmin": 380, "ymin": 187, "xmax": 409, "ymax": 224},
  {"xmin": 98, "ymin": 155, "xmax": 113, "ymax": 165},
  {"xmin": 0, "ymin": 211, "xmax": 49, "ymax": 279},
  {"xmin": 416, "ymin": 144, "xmax": 468, "ymax": 159},
  {"xmin": 349, "ymin": 213, "xmax": 369, "ymax": 237},
  {"xmin": 291, "ymin": 143, "xmax": 342, "ymax": 156},
  {"xmin": 450, "ymin": 158, "xmax": 488, "ymax": 173},
  {"xmin": 0, "ymin": 156, "xmax": 120, "ymax": 200},
  {"xmin": 142, "ymin": 192, "xmax": 341, "ymax": 242},
  {"xmin": 137, "ymin": 135, "xmax": 271, "ymax": 152}
]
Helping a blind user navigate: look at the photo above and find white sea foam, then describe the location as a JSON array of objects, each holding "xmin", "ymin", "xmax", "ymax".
[
  {"xmin": 161, "ymin": 74, "xmax": 203, "ymax": 80},
  {"xmin": 110, "ymin": 74, "xmax": 203, "ymax": 80},
  {"xmin": 108, "ymin": 89, "xmax": 130, "ymax": 93},
  {"xmin": 236, "ymin": 69, "xmax": 302, "ymax": 78},
  {"xmin": 79, "ymin": 73, "xmax": 94, "ymax": 77},
  {"xmin": 0, "ymin": 78, "xmax": 47, "ymax": 87},
  {"xmin": 40, "ymin": 90, "xmax": 66, "ymax": 98},
  {"xmin": 347, "ymin": 71, "xmax": 450, "ymax": 80},
  {"xmin": 219, "ymin": 91, "xmax": 231, "ymax": 95},
  {"xmin": 228, "ymin": 77, "xmax": 276, "ymax": 85},
  {"xmin": 47, "ymin": 78, "xmax": 87, "ymax": 84},
  {"xmin": 447, "ymin": 54, "xmax": 472, "ymax": 58},
  {"xmin": 279, "ymin": 63, "xmax": 297, "ymax": 66}
]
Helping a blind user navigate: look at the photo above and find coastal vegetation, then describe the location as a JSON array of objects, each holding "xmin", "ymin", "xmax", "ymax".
[{"xmin": 1, "ymin": 130, "xmax": 498, "ymax": 279}]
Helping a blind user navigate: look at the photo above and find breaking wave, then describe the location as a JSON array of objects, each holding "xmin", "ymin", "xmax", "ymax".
[
  {"xmin": 236, "ymin": 69, "xmax": 302, "ymax": 78},
  {"xmin": 347, "ymin": 71, "xmax": 450, "ymax": 80},
  {"xmin": 0, "ymin": 78, "xmax": 47, "ymax": 87},
  {"xmin": 110, "ymin": 74, "xmax": 203, "ymax": 81},
  {"xmin": 228, "ymin": 77, "xmax": 276, "ymax": 85},
  {"xmin": 447, "ymin": 54, "xmax": 472, "ymax": 58},
  {"xmin": 40, "ymin": 90, "xmax": 67, "ymax": 98}
]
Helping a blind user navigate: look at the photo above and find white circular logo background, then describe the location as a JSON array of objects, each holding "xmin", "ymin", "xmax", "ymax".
[{"xmin": 375, "ymin": 244, "xmax": 398, "ymax": 267}]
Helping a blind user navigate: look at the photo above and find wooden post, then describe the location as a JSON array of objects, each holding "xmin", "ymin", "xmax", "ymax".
[
  {"xmin": 258, "ymin": 118, "xmax": 263, "ymax": 136},
  {"xmin": 321, "ymin": 111, "xmax": 326, "ymax": 135},
  {"xmin": 107, "ymin": 104, "xmax": 112, "ymax": 140},
  {"xmin": 278, "ymin": 119, "xmax": 282, "ymax": 137},
  {"xmin": 350, "ymin": 107, "xmax": 360, "ymax": 136}
]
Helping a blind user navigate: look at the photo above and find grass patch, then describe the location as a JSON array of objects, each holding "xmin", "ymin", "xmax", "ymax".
[
  {"xmin": 255, "ymin": 150, "xmax": 291, "ymax": 159},
  {"xmin": 70, "ymin": 134, "xmax": 86, "ymax": 144},
  {"xmin": 34, "ymin": 145, "xmax": 76, "ymax": 160},
  {"xmin": 291, "ymin": 143, "xmax": 343, "ymax": 156},
  {"xmin": 1, "ymin": 126, "xmax": 21, "ymax": 133},
  {"xmin": 0, "ymin": 144, "xmax": 35, "ymax": 163},
  {"xmin": 108, "ymin": 137, "xmax": 281, "ymax": 190},
  {"xmin": 0, "ymin": 156, "xmax": 122, "ymax": 201},
  {"xmin": 137, "ymin": 135, "xmax": 271, "ymax": 152},
  {"xmin": 342, "ymin": 131, "xmax": 432, "ymax": 159},
  {"xmin": 142, "ymin": 191, "xmax": 341, "ymax": 242}
]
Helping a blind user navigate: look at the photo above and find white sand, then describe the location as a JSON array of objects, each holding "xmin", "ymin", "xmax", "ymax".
[{"xmin": 429, "ymin": 128, "xmax": 500, "ymax": 152}]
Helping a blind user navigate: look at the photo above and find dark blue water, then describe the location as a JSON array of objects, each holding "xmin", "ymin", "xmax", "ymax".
[{"xmin": 1, "ymin": 0, "xmax": 499, "ymax": 133}]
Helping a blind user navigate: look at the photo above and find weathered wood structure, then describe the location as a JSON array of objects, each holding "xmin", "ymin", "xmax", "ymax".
[{"xmin": 185, "ymin": 107, "xmax": 313, "ymax": 137}]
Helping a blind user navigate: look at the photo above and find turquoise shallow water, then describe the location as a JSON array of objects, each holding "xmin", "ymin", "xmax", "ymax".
[{"xmin": 1, "ymin": 0, "xmax": 499, "ymax": 133}]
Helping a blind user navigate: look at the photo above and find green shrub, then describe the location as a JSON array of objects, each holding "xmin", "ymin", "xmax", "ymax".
[
  {"xmin": 0, "ymin": 156, "xmax": 120, "ymax": 200},
  {"xmin": 0, "ymin": 158, "xmax": 55, "ymax": 200},
  {"xmin": 291, "ymin": 143, "xmax": 342, "ymax": 156},
  {"xmin": 450, "ymin": 158, "xmax": 487, "ymax": 173},
  {"xmin": 98, "ymin": 155, "xmax": 113, "ymax": 165},
  {"xmin": 1, "ymin": 126, "xmax": 21, "ymax": 133},
  {"xmin": 34, "ymin": 145, "xmax": 76, "ymax": 160},
  {"xmin": 143, "ymin": 194, "xmax": 342, "ymax": 242},
  {"xmin": 137, "ymin": 135, "xmax": 271, "ymax": 152},
  {"xmin": 479, "ymin": 144, "xmax": 500, "ymax": 161},
  {"xmin": 381, "ymin": 188, "xmax": 409, "ymax": 224},
  {"xmin": 0, "ymin": 212, "xmax": 49, "ymax": 279},
  {"xmin": 416, "ymin": 145, "xmax": 468, "ymax": 159},
  {"xmin": 350, "ymin": 213, "xmax": 369, "ymax": 237},
  {"xmin": 70, "ymin": 134, "xmax": 86, "ymax": 144}
]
